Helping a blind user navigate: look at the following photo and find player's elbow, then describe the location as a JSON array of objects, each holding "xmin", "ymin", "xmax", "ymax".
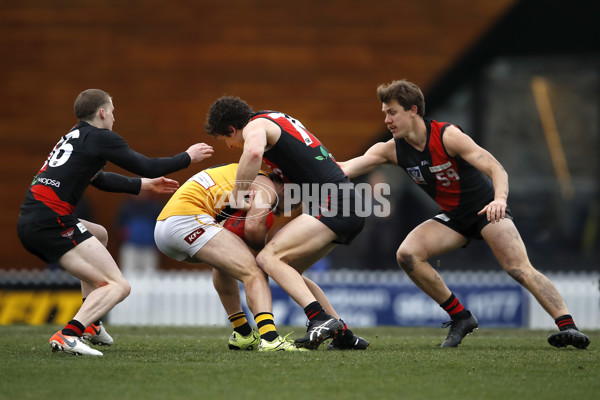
[
  {"xmin": 245, "ymin": 146, "xmax": 263, "ymax": 163},
  {"xmin": 337, "ymin": 161, "xmax": 350, "ymax": 176}
]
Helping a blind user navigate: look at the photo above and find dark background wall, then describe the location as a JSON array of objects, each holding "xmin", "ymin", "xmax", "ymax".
[{"xmin": 0, "ymin": 0, "xmax": 519, "ymax": 270}]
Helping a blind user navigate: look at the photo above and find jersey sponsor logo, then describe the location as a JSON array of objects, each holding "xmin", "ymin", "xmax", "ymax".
[
  {"xmin": 61, "ymin": 227, "xmax": 75, "ymax": 239},
  {"xmin": 428, "ymin": 161, "xmax": 452, "ymax": 173},
  {"xmin": 36, "ymin": 177, "xmax": 61, "ymax": 187},
  {"xmin": 189, "ymin": 170, "xmax": 216, "ymax": 189},
  {"xmin": 184, "ymin": 227, "xmax": 206, "ymax": 244},
  {"xmin": 406, "ymin": 166, "xmax": 426, "ymax": 184},
  {"xmin": 314, "ymin": 145, "xmax": 332, "ymax": 161}
]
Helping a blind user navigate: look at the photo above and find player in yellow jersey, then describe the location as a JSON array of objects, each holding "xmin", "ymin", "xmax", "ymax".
[{"xmin": 154, "ymin": 163, "xmax": 303, "ymax": 351}]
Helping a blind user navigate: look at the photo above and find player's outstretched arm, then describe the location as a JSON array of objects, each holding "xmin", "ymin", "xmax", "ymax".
[
  {"xmin": 338, "ymin": 139, "xmax": 396, "ymax": 179},
  {"xmin": 140, "ymin": 177, "xmax": 180, "ymax": 194},
  {"xmin": 185, "ymin": 143, "xmax": 214, "ymax": 163}
]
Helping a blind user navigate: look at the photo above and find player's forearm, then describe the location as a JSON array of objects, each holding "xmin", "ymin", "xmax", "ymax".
[
  {"xmin": 340, "ymin": 157, "xmax": 378, "ymax": 179},
  {"xmin": 243, "ymin": 215, "xmax": 268, "ymax": 251},
  {"xmin": 91, "ymin": 171, "xmax": 141, "ymax": 194},
  {"xmin": 491, "ymin": 164, "xmax": 509, "ymax": 202},
  {"xmin": 234, "ymin": 150, "xmax": 262, "ymax": 196}
]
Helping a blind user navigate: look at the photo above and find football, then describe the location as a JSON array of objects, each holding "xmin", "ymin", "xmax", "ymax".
[{"xmin": 223, "ymin": 210, "xmax": 274, "ymax": 240}]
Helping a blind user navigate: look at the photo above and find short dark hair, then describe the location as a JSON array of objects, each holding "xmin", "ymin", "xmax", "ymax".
[
  {"xmin": 74, "ymin": 89, "xmax": 111, "ymax": 121},
  {"xmin": 376, "ymin": 80, "xmax": 425, "ymax": 117},
  {"xmin": 205, "ymin": 96, "xmax": 254, "ymax": 137},
  {"xmin": 268, "ymin": 172, "xmax": 284, "ymax": 186}
]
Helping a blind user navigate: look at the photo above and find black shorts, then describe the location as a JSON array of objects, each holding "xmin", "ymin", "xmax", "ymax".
[
  {"xmin": 308, "ymin": 183, "xmax": 365, "ymax": 245},
  {"xmin": 17, "ymin": 215, "xmax": 93, "ymax": 263},
  {"xmin": 431, "ymin": 207, "xmax": 513, "ymax": 244}
]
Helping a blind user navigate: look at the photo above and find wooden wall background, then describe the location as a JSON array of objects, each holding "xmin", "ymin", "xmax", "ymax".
[{"xmin": 0, "ymin": 0, "xmax": 516, "ymax": 270}]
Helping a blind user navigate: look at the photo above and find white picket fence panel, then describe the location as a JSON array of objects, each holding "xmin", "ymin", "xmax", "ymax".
[
  {"xmin": 109, "ymin": 271, "xmax": 228, "ymax": 326},
  {"xmin": 107, "ymin": 270, "xmax": 600, "ymax": 329},
  {"xmin": 527, "ymin": 272, "xmax": 600, "ymax": 329}
]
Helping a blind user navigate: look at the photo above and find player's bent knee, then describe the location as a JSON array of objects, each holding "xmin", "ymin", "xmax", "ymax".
[
  {"xmin": 396, "ymin": 247, "xmax": 416, "ymax": 273},
  {"xmin": 504, "ymin": 264, "xmax": 536, "ymax": 286},
  {"xmin": 116, "ymin": 279, "xmax": 132, "ymax": 301},
  {"xmin": 255, "ymin": 251, "xmax": 273, "ymax": 273},
  {"xmin": 238, "ymin": 268, "xmax": 267, "ymax": 287}
]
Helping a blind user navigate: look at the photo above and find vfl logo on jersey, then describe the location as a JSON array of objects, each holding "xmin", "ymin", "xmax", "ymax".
[
  {"xmin": 184, "ymin": 227, "xmax": 206, "ymax": 244},
  {"xmin": 406, "ymin": 166, "xmax": 426, "ymax": 184},
  {"xmin": 61, "ymin": 228, "xmax": 75, "ymax": 239}
]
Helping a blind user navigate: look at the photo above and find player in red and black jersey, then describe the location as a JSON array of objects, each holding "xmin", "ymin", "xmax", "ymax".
[
  {"xmin": 206, "ymin": 96, "xmax": 368, "ymax": 350},
  {"xmin": 339, "ymin": 80, "xmax": 589, "ymax": 349},
  {"xmin": 17, "ymin": 89, "xmax": 214, "ymax": 356}
]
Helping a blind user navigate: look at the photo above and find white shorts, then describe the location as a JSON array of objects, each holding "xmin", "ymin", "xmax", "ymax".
[{"xmin": 154, "ymin": 214, "xmax": 222, "ymax": 262}]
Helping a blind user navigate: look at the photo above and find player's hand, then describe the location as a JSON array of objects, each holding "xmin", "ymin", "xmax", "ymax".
[
  {"xmin": 227, "ymin": 189, "xmax": 255, "ymax": 212},
  {"xmin": 477, "ymin": 199, "xmax": 507, "ymax": 223},
  {"xmin": 186, "ymin": 143, "xmax": 214, "ymax": 163},
  {"xmin": 141, "ymin": 177, "xmax": 180, "ymax": 194}
]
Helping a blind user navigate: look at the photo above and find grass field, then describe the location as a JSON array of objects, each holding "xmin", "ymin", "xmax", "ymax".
[{"xmin": 0, "ymin": 325, "xmax": 598, "ymax": 400}]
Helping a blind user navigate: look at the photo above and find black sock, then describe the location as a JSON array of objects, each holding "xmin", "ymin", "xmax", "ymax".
[
  {"xmin": 254, "ymin": 312, "xmax": 279, "ymax": 342},
  {"xmin": 555, "ymin": 314, "xmax": 578, "ymax": 331},
  {"xmin": 228, "ymin": 311, "xmax": 253, "ymax": 337},
  {"xmin": 62, "ymin": 319, "xmax": 85, "ymax": 337},
  {"xmin": 303, "ymin": 301, "xmax": 328, "ymax": 321},
  {"xmin": 440, "ymin": 293, "xmax": 470, "ymax": 320}
]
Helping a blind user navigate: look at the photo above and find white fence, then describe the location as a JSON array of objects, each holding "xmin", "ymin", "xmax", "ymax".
[
  {"xmin": 109, "ymin": 270, "xmax": 600, "ymax": 329},
  {"xmin": 110, "ymin": 271, "xmax": 227, "ymax": 326},
  {"xmin": 527, "ymin": 272, "xmax": 599, "ymax": 329}
]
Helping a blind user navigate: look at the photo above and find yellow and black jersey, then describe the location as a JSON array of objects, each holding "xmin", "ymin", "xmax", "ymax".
[{"xmin": 157, "ymin": 163, "xmax": 269, "ymax": 221}]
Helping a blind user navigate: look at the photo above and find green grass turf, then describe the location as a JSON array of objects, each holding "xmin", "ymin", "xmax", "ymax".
[{"xmin": 0, "ymin": 325, "xmax": 598, "ymax": 400}]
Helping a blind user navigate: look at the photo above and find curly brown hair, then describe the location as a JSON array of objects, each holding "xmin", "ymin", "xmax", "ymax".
[
  {"xmin": 205, "ymin": 96, "xmax": 254, "ymax": 137},
  {"xmin": 376, "ymin": 80, "xmax": 425, "ymax": 117}
]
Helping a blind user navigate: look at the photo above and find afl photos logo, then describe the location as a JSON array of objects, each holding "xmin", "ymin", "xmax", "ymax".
[{"xmin": 189, "ymin": 171, "xmax": 279, "ymax": 220}]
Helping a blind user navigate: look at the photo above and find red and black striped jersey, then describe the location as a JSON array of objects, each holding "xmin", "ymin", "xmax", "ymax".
[
  {"xmin": 19, "ymin": 121, "xmax": 191, "ymax": 224},
  {"xmin": 252, "ymin": 111, "xmax": 347, "ymax": 184},
  {"xmin": 394, "ymin": 119, "xmax": 494, "ymax": 215}
]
